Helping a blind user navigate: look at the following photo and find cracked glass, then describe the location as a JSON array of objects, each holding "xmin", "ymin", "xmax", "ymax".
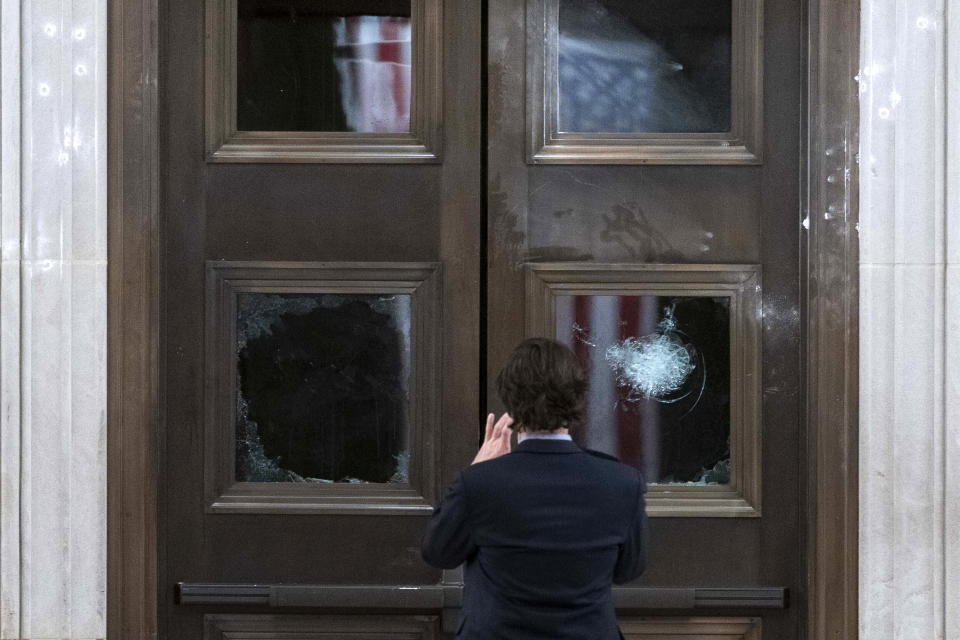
[
  {"xmin": 556, "ymin": 294, "xmax": 731, "ymax": 485},
  {"xmin": 235, "ymin": 292, "xmax": 411, "ymax": 483}
]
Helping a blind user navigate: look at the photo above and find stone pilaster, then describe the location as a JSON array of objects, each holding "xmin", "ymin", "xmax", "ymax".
[
  {"xmin": 0, "ymin": 0, "xmax": 107, "ymax": 637},
  {"xmin": 860, "ymin": 0, "xmax": 958, "ymax": 638}
]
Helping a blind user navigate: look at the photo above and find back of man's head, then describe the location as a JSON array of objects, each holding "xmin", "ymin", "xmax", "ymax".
[{"xmin": 495, "ymin": 338, "xmax": 587, "ymax": 433}]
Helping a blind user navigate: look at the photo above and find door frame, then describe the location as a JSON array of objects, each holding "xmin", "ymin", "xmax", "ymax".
[{"xmin": 106, "ymin": 0, "xmax": 860, "ymax": 637}]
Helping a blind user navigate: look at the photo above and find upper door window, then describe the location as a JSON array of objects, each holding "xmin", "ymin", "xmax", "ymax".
[
  {"xmin": 557, "ymin": 0, "xmax": 731, "ymax": 134},
  {"xmin": 236, "ymin": 1, "xmax": 413, "ymax": 133},
  {"xmin": 206, "ymin": 0, "xmax": 442, "ymax": 162},
  {"xmin": 527, "ymin": 0, "xmax": 762, "ymax": 164}
]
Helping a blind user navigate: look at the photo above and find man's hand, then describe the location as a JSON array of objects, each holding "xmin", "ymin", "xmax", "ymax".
[{"xmin": 472, "ymin": 413, "xmax": 514, "ymax": 464}]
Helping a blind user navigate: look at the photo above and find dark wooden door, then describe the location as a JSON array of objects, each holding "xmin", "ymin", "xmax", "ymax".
[
  {"xmin": 161, "ymin": 0, "xmax": 802, "ymax": 638},
  {"xmin": 487, "ymin": 0, "xmax": 802, "ymax": 638},
  {"xmin": 160, "ymin": 1, "xmax": 481, "ymax": 637}
]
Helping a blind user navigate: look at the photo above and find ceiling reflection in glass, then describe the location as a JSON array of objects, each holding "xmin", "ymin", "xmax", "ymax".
[{"xmin": 557, "ymin": 0, "xmax": 732, "ymax": 133}]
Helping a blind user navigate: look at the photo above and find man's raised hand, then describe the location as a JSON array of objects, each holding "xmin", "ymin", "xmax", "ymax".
[{"xmin": 471, "ymin": 413, "xmax": 514, "ymax": 464}]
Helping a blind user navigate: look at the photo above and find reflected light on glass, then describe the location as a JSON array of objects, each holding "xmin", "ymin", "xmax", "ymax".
[{"xmin": 557, "ymin": 0, "xmax": 733, "ymax": 134}]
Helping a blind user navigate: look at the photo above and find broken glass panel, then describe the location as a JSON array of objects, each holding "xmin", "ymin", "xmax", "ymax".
[
  {"xmin": 556, "ymin": 294, "xmax": 731, "ymax": 485},
  {"xmin": 235, "ymin": 292, "xmax": 411, "ymax": 483},
  {"xmin": 236, "ymin": 0, "xmax": 412, "ymax": 132},
  {"xmin": 557, "ymin": 0, "xmax": 732, "ymax": 133}
]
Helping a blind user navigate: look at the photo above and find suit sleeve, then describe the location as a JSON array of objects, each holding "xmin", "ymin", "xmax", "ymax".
[
  {"xmin": 613, "ymin": 473, "xmax": 648, "ymax": 584},
  {"xmin": 421, "ymin": 471, "xmax": 476, "ymax": 569}
]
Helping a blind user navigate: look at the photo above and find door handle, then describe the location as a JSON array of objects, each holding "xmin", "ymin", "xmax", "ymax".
[
  {"xmin": 177, "ymin": 583, "xmax": 786, "ymax": 609},
  {"xmin": 176, "ymin": 583, "xmax": 444, "ymax": 608},
  {"xmin": 613, "ymin": 587, "xmax": 787, "ymax": 609}
]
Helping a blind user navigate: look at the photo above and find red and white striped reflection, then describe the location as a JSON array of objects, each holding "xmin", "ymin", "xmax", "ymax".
[
  {"xmin": 335, "ymin": 15, "xmax": 411, "ymax": 132},
  {"xmin": 556, "ymin": 294, "xmax": 732, "ymax": 486}
]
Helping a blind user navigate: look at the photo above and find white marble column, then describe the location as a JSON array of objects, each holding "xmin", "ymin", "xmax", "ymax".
[
  {"xmin": 945, "ymin": 4, "xmax": 960, "ymax": 637},
  {"xmin": 860, "ymin": 1, "xmax": 959, "ymax": 638},
  {"xmin": 0, "ymin": 0, "xmax": 107, "ymax": 638}
]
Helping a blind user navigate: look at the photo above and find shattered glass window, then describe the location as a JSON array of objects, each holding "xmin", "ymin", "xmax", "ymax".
[
  {"xmin": 557, "ymin": 0, "xmax": 732, "ymax": 133},
  {"xmin": 556, "ymin": 294, "xmax": 731, "ymax": 485},
  {"xmin": 235, "ymin": 292, "xmax": 411, "ymax": 483},
  {"xmin": 236, "ymin": 0, "xmax": 412, "ymax": 132}
]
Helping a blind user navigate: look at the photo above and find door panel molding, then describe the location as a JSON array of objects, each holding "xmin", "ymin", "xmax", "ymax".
[
  {"xmin": 203, "ymin": 614, "xmax": 440, "ymax": 640},
  {"xmin": 619, "ymin": 617, "xmax": 761, "ymax": 640},
  {"xmin": 204, "ymin": 0, "xmax": 444, "ymax": 163},
  {"xmin": 525, "ymin": 0, "xmax": 763, "ymax": 164},
  {"xmin": 202, "ymin": 611, "xmax": 762, "ymax": 640},
  {"xmin": 203, "ymin": 261, "xmax": 442, "ymax": 515},
  {"xmin": 107, "ymin": 0, "xmax": 160, "ymax": 635},
  {"xmin": 524, "ymin": 263, "xmax": 762, "ymax": 518},
  {"xmin": 804, "ymin": 0, "xmax": 860, "ymax": 638}
]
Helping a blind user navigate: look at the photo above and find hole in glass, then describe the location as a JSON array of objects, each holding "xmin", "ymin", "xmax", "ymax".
[
  {"xmin": 557, "ymin": 0, "xmax": 732, "ymax": 133},
  {"xmin": 235, "ymin": 292, "xmax": 411, "ymax": 483},
  {"xmin": 556, "ymin": 294, "xmax": 731, "ymax": 485},
  {"xmin": 236, "ymin": 0, "xmax": 412, "ymax": 132}
]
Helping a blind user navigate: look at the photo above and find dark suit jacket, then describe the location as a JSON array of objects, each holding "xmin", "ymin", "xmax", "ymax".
[{"xmin": 421, "ymin": 438, "xmax": 647, "ymax": 640}]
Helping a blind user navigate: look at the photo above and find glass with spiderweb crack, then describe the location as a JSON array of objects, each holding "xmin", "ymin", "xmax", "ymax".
[{"xmin": 555, "ymin": 294, "xmax": 731, "ymax": 486}]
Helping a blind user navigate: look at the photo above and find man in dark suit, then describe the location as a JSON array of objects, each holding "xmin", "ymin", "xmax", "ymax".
[{"xmin": 421, "ymin": 338, "xmax": 648, "ymax": 639}]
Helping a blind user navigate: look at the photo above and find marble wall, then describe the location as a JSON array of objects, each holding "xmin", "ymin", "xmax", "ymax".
[
  {"xmin": 0, "ymin": 0, "xmax": 107, "ymax": 637},
  {"xmin": 860, "ymin": 0, "xmax": 959, "ymax": 638}
]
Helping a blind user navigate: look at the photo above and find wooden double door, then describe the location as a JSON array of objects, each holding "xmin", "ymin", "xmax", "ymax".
[{"xmin": 159, "ymin": 1, "xmax": 804, "ymax": 638}]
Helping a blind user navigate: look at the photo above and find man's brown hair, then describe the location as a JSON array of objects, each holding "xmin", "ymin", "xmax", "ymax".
[{"xmin": 495, "ymin": 337, "xmax": 587, "ymax": 432}]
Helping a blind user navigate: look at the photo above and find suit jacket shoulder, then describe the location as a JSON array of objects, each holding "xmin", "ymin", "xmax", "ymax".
[{"xmin": 583, "ymin": 448, "xmax": 620, "ymax": 462}]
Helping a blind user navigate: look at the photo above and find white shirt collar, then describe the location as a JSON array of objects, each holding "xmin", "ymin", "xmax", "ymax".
[{"xmin": 517, "ymin": 431, "xmax": 573, "ymax": 443}]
